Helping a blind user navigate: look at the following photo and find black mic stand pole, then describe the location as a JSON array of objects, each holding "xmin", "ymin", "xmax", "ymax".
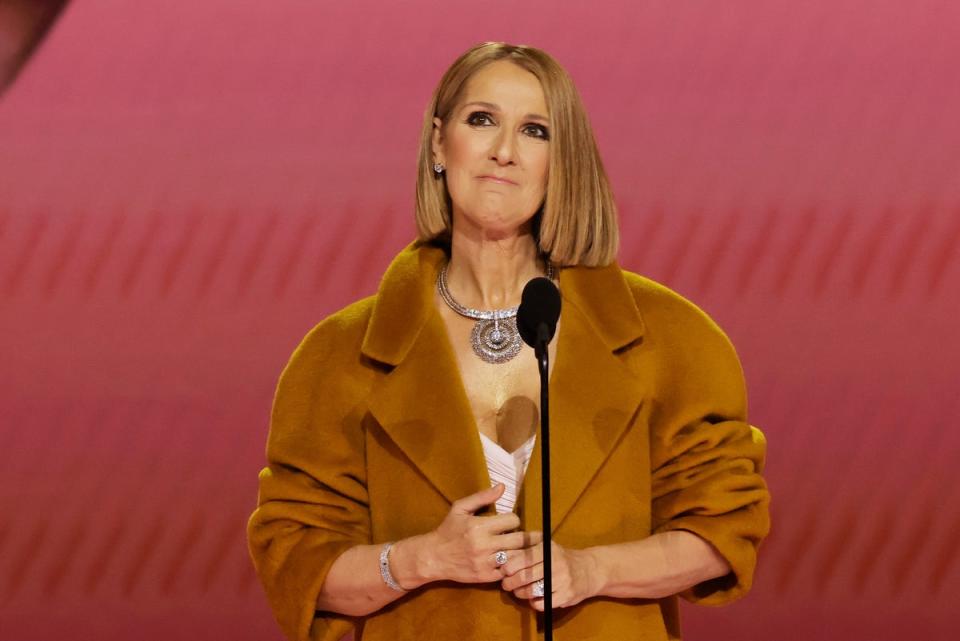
[{"xmin": 535, "ymin": 327, "xmax": 553, "ymax": 641}]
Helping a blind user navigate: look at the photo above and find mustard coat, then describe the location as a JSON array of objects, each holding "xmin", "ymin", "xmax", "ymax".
[{"xmin": 247, "ymin": 241, "xmax": 770, "ymax": 641}]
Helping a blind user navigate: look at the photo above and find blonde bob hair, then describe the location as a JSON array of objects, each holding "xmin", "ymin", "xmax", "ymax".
[{"xmin": 415, "ymin": 42, "xmax": 619, "ymax": 267}]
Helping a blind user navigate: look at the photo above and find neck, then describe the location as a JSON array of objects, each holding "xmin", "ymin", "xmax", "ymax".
[{"xmin": 445, "ymin": 215, "xmax": 544, "ymax": 310}]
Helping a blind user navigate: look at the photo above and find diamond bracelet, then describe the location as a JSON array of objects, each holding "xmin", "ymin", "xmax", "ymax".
[{"xmin": 378, "ymin": 542, "xmax": 408, "ymax": 593}]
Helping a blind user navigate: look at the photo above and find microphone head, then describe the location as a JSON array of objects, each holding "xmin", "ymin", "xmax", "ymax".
[{"xmin": 517, "ymin": 277, "xmax": 561, "ymax": 348}]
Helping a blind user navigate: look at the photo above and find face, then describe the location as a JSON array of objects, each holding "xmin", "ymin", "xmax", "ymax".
[{"xmin": 432, "ymin": 60, "xmax": 550, "ymax": 238}]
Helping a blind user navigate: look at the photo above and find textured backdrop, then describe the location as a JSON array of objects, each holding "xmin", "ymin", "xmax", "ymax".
[{"xmin": 1, "ymin": 1, "xmax": 959, "ymax": 640}]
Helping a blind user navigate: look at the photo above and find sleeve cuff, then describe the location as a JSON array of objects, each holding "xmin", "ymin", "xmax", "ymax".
[{"xmin": 654, "ymin": 507, "xmax": 767, "ymax": 606}]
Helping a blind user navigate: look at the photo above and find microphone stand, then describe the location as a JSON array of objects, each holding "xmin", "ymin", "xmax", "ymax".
[
  {"xmin": 517, "ymin": 276, "xmax": 561, "ymax": 641},
  {"xmin": 534, "ymin": 328, "xmax": 553, "ymax": 641}
]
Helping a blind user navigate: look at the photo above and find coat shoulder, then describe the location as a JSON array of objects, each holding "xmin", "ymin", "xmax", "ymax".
[
  {"xmin": 275, "ymin": 295, "xmax": 379, "ymax": 403},
  {"xmin": 293, "ymin": 295, "xmax": 377, "ymax": 361},
  {"xmin": 619, "ymin": 268, "xmax": 737, "ymax": 353},
  {"xmin": 616, "ymin": 268, "xmax": 746, "ymax": 401}
]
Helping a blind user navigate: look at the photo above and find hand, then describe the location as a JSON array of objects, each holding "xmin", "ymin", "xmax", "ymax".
[
  {"xmin": 422, "ymin": 483, "xmax": 542, "ymax": 585},
  {"xmin": 499, "ymin": 539, "xmax": 600, "ymax": 610}
]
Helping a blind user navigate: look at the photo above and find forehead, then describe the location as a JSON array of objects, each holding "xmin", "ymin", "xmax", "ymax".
[{"xmin": 460, "ymin": 60, "xmax": 547, "ymax": 113}]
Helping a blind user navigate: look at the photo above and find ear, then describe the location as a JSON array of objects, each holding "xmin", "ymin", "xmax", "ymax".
[{"xmin": 431, "ymin": 116, "xmax": 444, "ymax": 165}]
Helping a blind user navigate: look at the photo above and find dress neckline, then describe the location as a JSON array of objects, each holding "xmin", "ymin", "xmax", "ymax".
[{"xmin": 478, "ymin": 431, "xmax": 537, "ymax": 459}]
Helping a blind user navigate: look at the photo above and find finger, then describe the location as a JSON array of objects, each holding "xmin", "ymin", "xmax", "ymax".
[
  {"xmin": 538, "ymin": 592, "xmax": 571, "ymax": 610},
  {"xmin": 452, "ymin": 483, "xmax": 505, "ymax": 514},
  {"xmin": 491, "ymin": 530, "xmax": 539, "ymax": 553},
  {"xmin": 524, "ymin": 531, "xmax": 543, "ymax": 547},
  {"xmin": 477, "ymin": 511, "xmax": 521, "ymax": 535},
  {"xmin": 502, "ymin": 561, "xmax": 543, "ymax": 591},
  {"xmin": 502, "ymin": 530, "xmax": 543, "ymax": 548},
  {"xmin": 500, "ymin": 545, "xmax": 541, "ymax": 577},
  {"xmin": 512, "ymin": 540, "xmax": 544, "ymax": 562},
  {"xmin": 511, "ymin": 573, "xmax": 548, "ymax": 599}
]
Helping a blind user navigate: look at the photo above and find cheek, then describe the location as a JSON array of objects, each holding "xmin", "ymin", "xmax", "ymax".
[
  {"xmin": 445, "ymin": 129, "xmax": 485, "ymax": 166},
  {"xmin": 444, "ymin": 171, "xmax": 470, "ymax": 207},
  {"xmin": 530, "ymin": 152, "xmax": 549, "ymax": 197},
  {"xmin": 444, "ymin": 142, "xmax": 479, "ymax": 191}
]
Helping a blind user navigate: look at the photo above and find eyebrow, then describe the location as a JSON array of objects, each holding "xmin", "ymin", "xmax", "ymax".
[{"xmin": 461, "ymin": 101, "xmax": 550, "ymax": 123}]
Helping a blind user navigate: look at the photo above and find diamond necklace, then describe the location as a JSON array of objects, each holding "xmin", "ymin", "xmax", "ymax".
[{"xmin": 437, "ymin": 261, "xmax": 556, "ymax": 364}]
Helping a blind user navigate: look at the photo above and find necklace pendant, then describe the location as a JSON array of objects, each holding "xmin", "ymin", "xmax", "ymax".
[{"xmin": 471, "ymin": 317, "xmax": 522, "ymax": 364}]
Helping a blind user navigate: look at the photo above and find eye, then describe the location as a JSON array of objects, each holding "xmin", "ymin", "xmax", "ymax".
[
  {"xmin": 523, "ymin": 124, "xmax": 550, "ymax": 141},
  {"xmin": 466, "ymin": 111, "xmax": 495, "ymax": 126}
]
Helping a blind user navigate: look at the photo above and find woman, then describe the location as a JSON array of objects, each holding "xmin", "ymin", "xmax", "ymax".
[{"xmin": 247, "ymin": 42, "xmax": 770, "ymax": 641}]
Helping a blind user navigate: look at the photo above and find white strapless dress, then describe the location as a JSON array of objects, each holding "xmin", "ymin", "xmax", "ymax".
[{"xmin": 479, "ymin": 432, "xmax": 537, "ymax": 514}]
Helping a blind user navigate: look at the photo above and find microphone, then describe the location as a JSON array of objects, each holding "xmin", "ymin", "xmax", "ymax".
[
  {"xmin": 517, "ymin": 277, "xmax": 561, "ymax": 356},
  {"xmin": 516, "ymin": 275, "xmax": 561, "ymax": 640}
]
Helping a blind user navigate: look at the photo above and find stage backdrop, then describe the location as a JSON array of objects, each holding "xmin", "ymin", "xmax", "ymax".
[{"xmin": 1, "ymin": 1, "xmax": 958, "ymax": 640}]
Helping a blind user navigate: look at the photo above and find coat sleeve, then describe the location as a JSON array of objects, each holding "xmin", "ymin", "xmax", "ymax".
[
  {"xmin": 647, "ymin": 296, "xmax": 771, "ymax": 606},
  {"xmin": 247, "ymin": 318, "xmax": 372, "ymax": 641}
]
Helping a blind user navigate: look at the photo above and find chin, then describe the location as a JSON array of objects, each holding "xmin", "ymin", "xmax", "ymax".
[
  {"xmin": 458, "ymin": 207, "xmax": 538, "ymax": 239},
  {"xmin": 477, "ymin": 218, "xmax": 537, "ymax": 241}
]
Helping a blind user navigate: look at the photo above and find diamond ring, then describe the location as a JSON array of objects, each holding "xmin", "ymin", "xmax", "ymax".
[
  {"xmin": 494, "ymin": 550, "xmax": 508, "ymax": 566},
  {"xmin": 531, "ymin": 579, "xmax": 545, "ymax": 597}
]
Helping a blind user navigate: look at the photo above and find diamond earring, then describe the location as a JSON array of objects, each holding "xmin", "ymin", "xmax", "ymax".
[{"xmin": 433, "ymin": 162, "xmax": 445, "ymax": 174}]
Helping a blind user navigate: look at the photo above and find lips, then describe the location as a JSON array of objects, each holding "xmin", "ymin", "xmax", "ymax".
[{"xmin": 477, "ymin": 175, "xmax": 518, "ymax": 186}]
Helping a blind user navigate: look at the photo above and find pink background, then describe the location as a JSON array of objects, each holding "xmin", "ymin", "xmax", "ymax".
[{"xmin": 2, "ymin": 1, "xmax": 959, "ymax": 639}]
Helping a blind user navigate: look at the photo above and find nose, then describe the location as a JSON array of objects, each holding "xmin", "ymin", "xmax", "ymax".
[{"xmin": 489, "ymin": 127, "xmax": 518, "ymax": 166}]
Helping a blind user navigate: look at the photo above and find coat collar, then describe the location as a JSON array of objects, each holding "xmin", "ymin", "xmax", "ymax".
[
  {"xmin": 361, "ymin": 241, "xmax": 645, "ymax": 361},
  {"xmin": 360, "ymin": 241, "xmax": 443, "ymax": 366},
  {"xmin": 362, "ymin": 241, "xmax": 647, "ymax": 531}
]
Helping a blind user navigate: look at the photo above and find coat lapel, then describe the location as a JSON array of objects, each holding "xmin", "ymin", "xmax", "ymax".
[
  {"xmin": 363, "ymin": 242, "xmax": 490, "ymax": 507},
  {"xmin": 518, "ymin": 263, "xmax": 647, "ymax": 534}
]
